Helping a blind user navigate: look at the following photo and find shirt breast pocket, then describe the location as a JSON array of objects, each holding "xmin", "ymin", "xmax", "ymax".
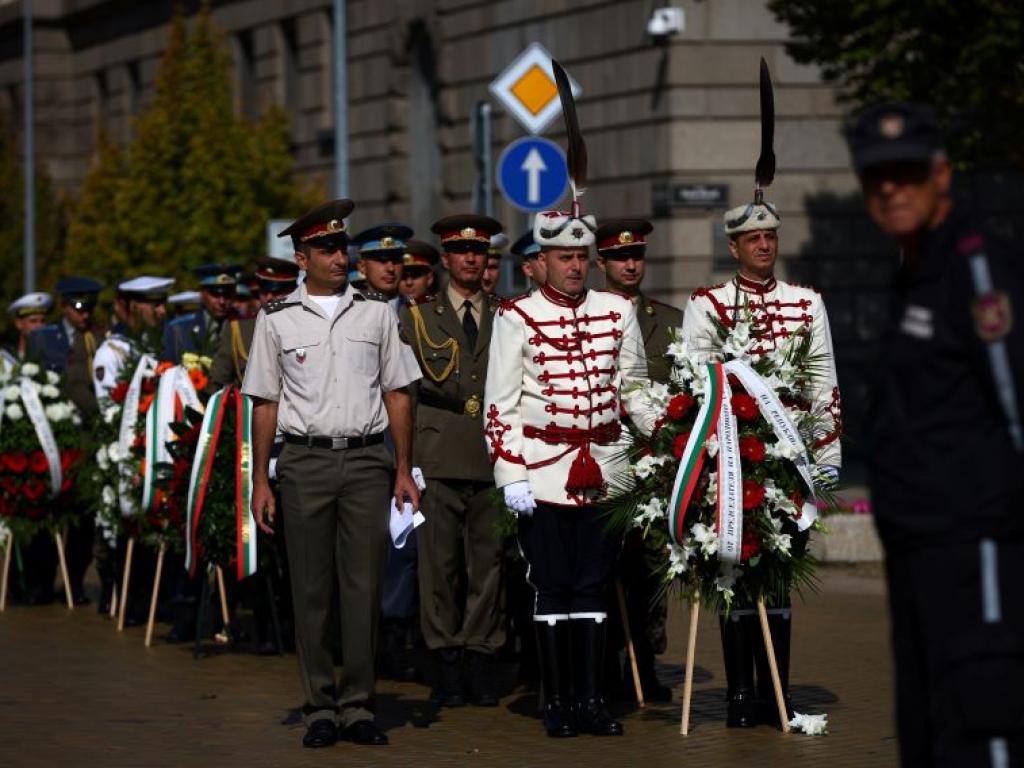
[
  {"xmin": 344, "ymin": 329, "xmax": 381, "ymax": 377},
  {"xmin": 279, "ymin": 333, "xmax": 323, "ymax": 381}
]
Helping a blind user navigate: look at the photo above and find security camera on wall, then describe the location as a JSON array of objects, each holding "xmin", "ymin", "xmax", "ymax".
[{"xmin": 647, "ymin": 6, "xmax": 685, "ymax": 43}]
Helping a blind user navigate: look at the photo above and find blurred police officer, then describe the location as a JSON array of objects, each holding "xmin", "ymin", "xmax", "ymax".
[
  {"xmin": 848, "ymin": 103, "xmax": 1024, "ymax": 767},
  {"xmin": 162, "ymin": 264, "xmax": 240, "ymax": 362},
  {"xmin": 243, "ymin": 199, "xmax": 421, "ymax": 748},
  {"xmin": 399, "ymin": 214, "xmax": 506, "ymax": 707},
  {"xmin": 482, "ymin": 233, "xmax": 506, "ymax": 296},
  {"xmin": 7, "ymin": 292, "xmax": 52, "ymax": 361}
]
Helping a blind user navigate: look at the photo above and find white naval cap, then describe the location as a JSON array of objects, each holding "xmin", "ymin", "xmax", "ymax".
[
  {"xmin": 117, "ymin": 276, "xmax": 176, "ymax": 299},
  {"xmin": 533, "ymin": 210, "xmax": 597, "ymax": 249},
  {"xmin": 723, "ymin": 202, "xmax": 781, "ymax": 236},
  {"xmin": 168, "ymin": 290, "xmax": 201, "ymax": 306},
  {"xmin": 7, "ymin": 291, "xmax": 53, "ymax": 317},
  {"xmin": 488, "ymin": 232, "xmax": 510, "ymax": 252}
]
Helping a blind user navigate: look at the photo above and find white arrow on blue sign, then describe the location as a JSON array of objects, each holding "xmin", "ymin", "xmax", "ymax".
[{"xmin": 497, "ymin": 137, "xmax": 569, "ymax": 213}]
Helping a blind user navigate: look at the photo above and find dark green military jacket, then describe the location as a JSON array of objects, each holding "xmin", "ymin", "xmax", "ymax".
[
  {"xmin": 636, "ymin": 292, "xmax": 681, "ymax": 385},
  {"xmin": 66, "ymin": 327, "xmax": 101, "ymax": 419},
  {"xmin": 208, "ymin": 316, "xmax": 256, "ymax": 389},
  {"xmin": 398, "ymin": 289, "xmax": 496, "ymax": 483}
]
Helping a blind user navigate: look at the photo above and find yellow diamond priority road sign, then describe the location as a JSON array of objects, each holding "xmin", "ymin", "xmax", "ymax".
[{"xmin": 489, "ymin": 43, "xmax": 581, "ymax": 135}]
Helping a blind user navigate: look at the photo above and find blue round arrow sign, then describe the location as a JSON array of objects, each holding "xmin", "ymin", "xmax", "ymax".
[{"xmin": 497, "ymin": 137, "xmax": 569, "ymax": 213}]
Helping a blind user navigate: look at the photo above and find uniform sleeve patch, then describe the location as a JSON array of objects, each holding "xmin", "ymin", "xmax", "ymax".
[{"xmin": 973, "ymin": 292, "xmax": 1013, "ymax": 342}]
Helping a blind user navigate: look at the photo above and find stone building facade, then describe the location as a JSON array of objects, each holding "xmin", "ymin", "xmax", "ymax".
[{"xmin": 0, "ymin": 0, "xmax": 893, "ymax": 473}]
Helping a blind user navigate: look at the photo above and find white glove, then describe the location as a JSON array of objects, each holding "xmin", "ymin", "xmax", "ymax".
[
  {"xmin": 810, "ymin": 464, "xmax": 839, "ymax": 491},
  {"xmin": 503, "ymin": 480, "xmax": 537, "ymax": 516}
]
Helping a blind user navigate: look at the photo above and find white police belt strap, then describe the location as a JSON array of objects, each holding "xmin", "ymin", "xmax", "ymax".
[
  {"xmin": 968, "ymin": 251, "xmax": 1024, "ymax": 451},
  {"xmin": 118, "ymin": 354, "xmax": 157, "ymax": 517},
  {"xmin": 723, "ymin": 359, "xmax": 818, "ymax": 529},
  {"xmin": 20, "ymin": 376, "xmax": 62, "ymax": 499}
]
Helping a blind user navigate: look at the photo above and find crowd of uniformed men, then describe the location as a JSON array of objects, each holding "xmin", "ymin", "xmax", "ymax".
[{"xmin": 4, "ymin": 101, "xmax": 1023, "ymax": 764}]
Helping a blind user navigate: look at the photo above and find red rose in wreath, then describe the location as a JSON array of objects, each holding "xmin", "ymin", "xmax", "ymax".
[
  {"xmin": 1, "ymin": 477, "xmax": 20, "ymax": 496},
  {"xmin": 672, "ymin": 432, "xmax": 691, "ymax": 459},
  {"xmin": 5, "ymin": 452, "xmax": 28, "ymax": 473},
  {"xmin": 742, "ymin": 479, "xmax": 766, "ymax": 510},
  {"xmin": 22, "ymin": 478, "xmax": 46, "ymax": 502},
  {"xmin": 739, "ymin": 435, "xmax": 765, "ymax": 463},
  {"xmin": 29, "ymin": 450, "xmax": 49, "ymax": 474},
  {"xmin": 110, "ymin": 380, "xmax": 129, "ymax": 404},
  {"xmin": 666, "ymin": 394, "xmax": 695, "ymax": 421},
  {"xmin": 731, "ymin": 393, "xmax": 758, "ymax": 421}
]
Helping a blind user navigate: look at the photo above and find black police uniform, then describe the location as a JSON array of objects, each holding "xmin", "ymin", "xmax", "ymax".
[{"xmin": 867, "ymin": 206, "xmax": 1024, "ymax": 766}]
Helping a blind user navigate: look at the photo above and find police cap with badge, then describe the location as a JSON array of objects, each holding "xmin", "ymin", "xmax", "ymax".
[
  {"xmin": 55, "ymin": 276, "xmax": 102, "ymax": 312},
  {"xmin": 595, "ymin": 219, "xmax": 652, "ymax": 259},
  {"xmin": 845, "ymin": 102, "xmax": 942, "ymax": 172},
  {"xmin": 118, "ymin": 276, "xmax": 176, "ymax": 301},
  {"xmin": 193, "ymin": 264, "xmax": 242, "ymax": 296},
  {"xmin": 488, "ymin": 233, "xmax": 509, "ymax": 261},
  {"xmin": 431, "ymin": 214, "xmax": 503, "ymax": 254},
  {"xmin": 255, "ymin": 256, "xmax": 300, "ymax": 294},
  {"xmin": 278, "ymin": 198, "xmax": 354, "ymax": 251},
  {"xmin": 352, "ymin": 224, "xmax": 413, "ymax": 262},
  {"xmin": 402, "ymin": 239, "xmax": 439, "ymax": 277},
  {"xmin": 8, "ymin": 292, "xmax": 53, "ymax": 319}
]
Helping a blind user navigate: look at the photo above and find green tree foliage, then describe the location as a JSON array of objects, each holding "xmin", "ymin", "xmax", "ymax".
[
  {"xmin": 65, "ymin": 126, "xmax": 125, "ymax": 281},
  {"xmin": 71, "ymin": 2, "xmax": 307, "ymax": 284},
  {"xmin": 768, "ymin": 0, "xmax": 1024, "ymax": 168}
]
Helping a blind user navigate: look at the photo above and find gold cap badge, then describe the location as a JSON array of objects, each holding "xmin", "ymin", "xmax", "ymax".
[
  {"xmin": 461, "ymin": 227, "xmax": 477, "ymax": 239},
  {"xmin": 618, "ymin": 231, "xmax": 634, "ymax": 244},
  {"xmin": 879, "ymin": 114, "xmax": 905, "ymax": 139}
]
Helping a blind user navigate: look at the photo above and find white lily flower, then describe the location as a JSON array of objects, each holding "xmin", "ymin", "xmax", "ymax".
[
  {"xmin": 667, "ymin": 541, "xmax": 695, "ymax": 577},
  {"xmin": 691, "ymin": 522, "xmax": 719, "ymax": 556},
  {"xmin": 789, "ymin": 712, "xmax": 828, "ymax": 736},
  {"xmin": 46, "ymin": 370, "xmax": 60, "ymax": 385},
  {"xmin": 101, "ymin": 485, "xmax": 116, "ymax": 506},
  {"xmin": 634, "ymin": 497, "xmax": 666, "ymax": 529},
  {"xmin": 103, "ymin": 405, "xmax": 120, "ymax": 424},
  {"xmin": 96, "ymin": 445, "xmax": 110, "ymax": 471},
  {"xmin": 705, "ymin": 434, "xmax": 720, "ymax": 458},
  {"xmin": 633, "ymin": 454, "xmax": 669, "ymax": 480},
  {"xmin": 5, "ymin": 403, "xmax": 24, "ymax": 421},
  {"xmin": 107, "ymin": 441, "xmax": 128, "ymax": 463},
  {"xmin": 20, "ymin": 362, "xmax": 39, "ymax": 377},
  {"xmin": 716, "ymin": 562, "xmax": 742, "ymax": 597},
  {"xmin": 704, "ymin": 471, "xmax": 718, "ymax": 506}
]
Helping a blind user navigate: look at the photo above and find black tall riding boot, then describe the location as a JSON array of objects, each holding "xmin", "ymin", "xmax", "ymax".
[
  {"xmin": 749, "ymin": 608, "xmax": 794, "ymax": 726},
  {"xmin": 430, "ymin": 647, "xmax": 466, "ymax": 707},
  {"xmin": 572, "ymin": 619, "xmax": 623, "ymax": 736},
  {"xmin": 536, "ymin": 621, "xmax": 577, "ymax": 737},
  {"xmin": 719, "ymin": 612, "xmax": 757, "ymax": 727}
]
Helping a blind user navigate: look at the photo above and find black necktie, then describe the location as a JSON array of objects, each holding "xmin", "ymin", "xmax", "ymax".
[{"xmin": 462, "ymin": 300, "xmax": 478, "ymax": 352}]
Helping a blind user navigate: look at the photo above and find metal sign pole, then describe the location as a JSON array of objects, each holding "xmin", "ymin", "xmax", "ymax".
[
  {"xmin": 23, "ymin": 0, "xmax": 34, "ymax": 293},
  {"xmin": 480, "ymin": 103, "xmax": 493, "ymax": 217},
  {"xmin": 333, "ymin": 0, "xmax": 348, "ymax": 198}
]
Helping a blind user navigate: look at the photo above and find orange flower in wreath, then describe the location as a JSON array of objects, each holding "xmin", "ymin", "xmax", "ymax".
[{"xmin": 188, "ymin": 368, "xmax": 208, "ymax": 391}]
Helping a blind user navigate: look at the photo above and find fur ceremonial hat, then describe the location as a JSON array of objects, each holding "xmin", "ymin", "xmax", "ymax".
[
  {"xmin": 723, "ymin": 202, "xmax": 781, "ymax": 236},
  {"xmin": 533, "ymin": 210, "xmax": 596, "ymax": 249}
]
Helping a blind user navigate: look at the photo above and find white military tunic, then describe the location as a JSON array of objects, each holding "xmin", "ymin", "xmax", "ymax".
[
  {"xmin": 92, "ymin": 334, "xmax": 132, "ymax": 401},
  {"xmin": 681, "ymin": 273, "xmax": 842, "ymax": 468},
  {"xmin": 484, "ymin": 284, "xmax": 657, "ymax": 506}
]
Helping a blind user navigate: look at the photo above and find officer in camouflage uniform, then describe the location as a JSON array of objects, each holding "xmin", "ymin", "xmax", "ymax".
[{"xmin": 398, "ymin": 214, "xmax": 506, "ymax": 707}]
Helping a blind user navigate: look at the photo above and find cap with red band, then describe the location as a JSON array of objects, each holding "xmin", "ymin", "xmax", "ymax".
[{"xmin": 595, "ymin": 218, "xmax": 653, "ymax": 253}]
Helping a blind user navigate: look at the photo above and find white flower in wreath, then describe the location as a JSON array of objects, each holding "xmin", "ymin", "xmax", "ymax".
[
  {"xmin": 45, "ymin": 402, "xmax": 70, "ymax": 422},
  {"xmin": 765, "ymin": 439, "xmax": 801, "ymax": 462},
  {"xmin": 41, "ymin": 384, "xmax": 60, "ymax": 400},
  {"xmin": 704, "ymin": 471, "xmax": 718, "ymax": 506},
  {"xmin": 102, "ymin": 404, "xmax": 120, "ymax": 424},
  {"xmin": 716, "ymin": 562, "xmax": 742, "ymax": 598},
  {"xmin": 646, "ymin": 380, "xmax": 671, "ymax": 410},
  {"xmin": 20, "ymin": 362, "xmax": 39, "ymax": 377},
  {"xmin": 107, "ymin": 441, "xmax": 128, "ymax": 463},
  {"xmin": 691, "ymin": 522, "xmax": 719, "ymax": 556},
  {"xmin": 789, "ymin": 712, "xmax": 828, "ymax": 736},
  {"xmin": 721, "ymin": 320, "xmax": 754, "ymax": 360},
  {"xmin": 101, "ymin": 485, "xmax": 116, "ymax": 507},
  {"xmin": 5, "ymin": 402, "xmax": 24, "ymax": 421},
  {"xmin": 667, "ymin": 541, "xmax": 695, "ymax": 577},
  {"xmin": 45, "ymin": 370, "xmax": 60, "ymax": 385},
  {"xmin": 665, "ymin": 336, "xmax": 691, "ymax": 366},
  {"xmin": 3, "ymin": 384, "xmax": 20, "ymax": 400},
  {"xmin": 633, "ymin": 453, "xmax": 669, "ymax": 480},
  {"xmin": 96, "ymin": 445, "xmax": 110, "ymax": 470},
  {"xmin": 705, "ymin": 434, "xmax": 720, "ymax": 458},
  {"xmin": 634, "ymin": 497, "xmax": 666, "ymax": 529}
]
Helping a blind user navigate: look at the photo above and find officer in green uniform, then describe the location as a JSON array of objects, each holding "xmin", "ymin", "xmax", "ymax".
[
  {"xmin": 244, "ymin": 199, "xmax": 421, "ymax": 749},
  {"xmin": 397, "ymin": 213, "xmax": 507, "ymax": 707},
  {"xmin": 208, "ymin": 257, "xmax": 300, "ymax": 389},
  {"xmin": 596, "ymin": 218, "xmax": 681, "ymax": 702}
]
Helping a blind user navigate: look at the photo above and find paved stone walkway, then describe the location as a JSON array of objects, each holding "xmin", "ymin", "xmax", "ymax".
[{"xmin": 0, "ymin": 565, "xmax": 896, "ymax": 767}]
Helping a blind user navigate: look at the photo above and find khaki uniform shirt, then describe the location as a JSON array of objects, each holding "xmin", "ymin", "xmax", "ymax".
[
  {"xmin": 634, "ymin": 292, "xmax": 681, "ymax": 385},
  {"xmin": 209, "ymin": 317, "xmax": 256, "ymax": 389},
  {"xmin": 242, "ymin": 283, "xmax": 421, "ymax": 437}
]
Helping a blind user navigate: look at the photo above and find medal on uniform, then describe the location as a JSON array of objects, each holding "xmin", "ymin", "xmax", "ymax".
[
  {"xmin": 295, "ymin": 347, "xmax": 307, "ymax": 364},
  {"xmin": 972, "ymin": 292, "xmax": 1012, "ymax": 342}
]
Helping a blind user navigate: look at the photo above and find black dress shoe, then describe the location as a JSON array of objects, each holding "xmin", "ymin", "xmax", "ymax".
[
  {"xmin": 466, "ymin": 651, "xmax": 499, "ymax": 706},
  {"xmin": 72, "ymin": 592, "xmax": 91, "ymax": 607},
  {"xmin": 575, "ymin": 698, "xmax": 624, "ymax": 736},
  {"xmin": 543, "ymin": 701, "xmax": 578, "ymax": 738},
  {"xmin": 726, "ymin": 690, "xmax": 758, "ymax": 728},
  {"xmin": 342, "ymin": 720, "xmax": 388, "ymax": 746},
  {"xmin": 302, "ymin": 719, "xmax": 337, "ymax": 748}
]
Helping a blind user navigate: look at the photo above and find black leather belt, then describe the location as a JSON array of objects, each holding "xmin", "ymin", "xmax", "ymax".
[
  {"xmin": 417, "ymin": 389, "xmax": 482, "ymax": 417},
  {"xmin": 282, "ymin": 432, "xmax": 385, "ymax": 450}
]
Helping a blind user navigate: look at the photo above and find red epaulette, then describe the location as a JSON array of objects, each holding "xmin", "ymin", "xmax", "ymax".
[
  {"xmin": 690, "ymin": 281, "xmax": 726, "ymax": 300},
  {"xmin": 498, "ymin": 292, "xmax": 530, "ymax": 314}
]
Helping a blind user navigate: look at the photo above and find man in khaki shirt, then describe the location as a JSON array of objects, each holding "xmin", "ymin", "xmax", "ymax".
[{"xmin": 243, "ymin": 199, "xmax": 421, "ymax": 749}]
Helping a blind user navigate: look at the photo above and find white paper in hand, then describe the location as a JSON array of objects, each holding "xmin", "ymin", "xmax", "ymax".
[{"xmin": 390, "ymin": 499, "xmax": 425, "ymax": 548}]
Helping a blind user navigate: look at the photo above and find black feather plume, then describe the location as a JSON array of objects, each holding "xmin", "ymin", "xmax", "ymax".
[
  {"xmin": 754, "ymin": 57, "xmax": 775, "ymax": 200},
  {"xmin": 552, "ymin": 59, "xmax": 587, "ymax": 208}
]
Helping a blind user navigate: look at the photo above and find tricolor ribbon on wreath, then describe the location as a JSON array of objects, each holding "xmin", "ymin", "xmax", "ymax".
[
  {"xmin": 117, "ymin": 355, "xmax": 157, "ymax": 517},
  {"xmin": 667, "ymin": 360, "xmax": 819, "ymax": 561},
  {"xmin": 141, "ymin": 365, "xmax": 203, "ymax": 514},
  {"xmin": 184, "ymin": 387, "xmax": 256, "ymax": 581}
]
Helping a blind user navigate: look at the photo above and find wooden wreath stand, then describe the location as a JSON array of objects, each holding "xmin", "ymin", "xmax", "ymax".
[
  {"xmin": 614, "ymin": 578, "xmax": 645, "ymax": 707},
  {"xmin": 117, "ymin": 537, "xmax": 135, "ymax": 631},
  {"xmin": 53, "ymin": 529, "xmax": 74, "ymax": 609},
  {"xmin": 679, "ymin": 596, "xmax": 790, "ymax": 735},
  {"xmin": 0, "ymin": 528, "xmax": 73, "ymax": 611},
  {"xmin": 0, "ymin": 529, "xmax": 12, "ymax": 612}
]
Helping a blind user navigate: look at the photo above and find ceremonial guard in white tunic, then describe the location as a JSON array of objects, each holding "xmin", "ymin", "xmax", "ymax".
[
  {"xmin": 484, "ymin": 59, "xmax": 656, "ymax": 739},
  {"xmin": 681, "ymin": 60, "xmax": 841, "ymax": 728}
]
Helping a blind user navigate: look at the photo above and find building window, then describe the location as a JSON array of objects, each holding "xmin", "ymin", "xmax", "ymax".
[
  {"xmin": 277, "ymin": 17, "xmax": 299, "ymax": 111},
  {"xmin": 232, "ymin": 29, "xmax": 257, "ymax": 118}
]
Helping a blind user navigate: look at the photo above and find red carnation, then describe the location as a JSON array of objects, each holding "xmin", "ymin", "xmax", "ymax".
[
  {"xmin": 731, "ymin": 393, "xmax": 758, "ymax": 421},
  {"xmin": 110, "ymin": 381, "xmax": 129, "ymax": 404},
  {"xmin": 667, "ymin": 394, "xmax": 695, "ymax": 421},
  {"xmin": 5, "ymin": 452, "xmax": 28, "ymax": 473},
  {"xmin": 672, "ymin": 432, "xmax": 692, "ymax": 459},
  {"xmin": 741, "ymin": 526, "xmax": 761, "ymax": 561},
  {"xmin": 30, "ymin": 450, "xmax": 49, "ymax": 474},
  {"xmin": 1, "ymin": 477, "xmax": 20, "ymax": 496},
  {"xmin": 22, "ymin": 479, "xmax": 46, "ymax": 502},
  {"xmin": 739, "ymin": 435, "xmax": 765, "ymax": 463},
  {"xmin": 742, "ymin": 479, "xmax": 766, "ymax": 510},
  {"xmin": 60, "ymin": 476, "xmax": 73, "ymax": 494}
]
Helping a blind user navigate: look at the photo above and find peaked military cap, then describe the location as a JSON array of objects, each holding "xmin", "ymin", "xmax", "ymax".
[
  {"xmin": 596, "ymin": 219, "xmax": 653, "ymax": 255},
  {"xmin": 255, "ymin": 256, "xmax": 300, "ymax": 292},
  {"xmin": 402, "ymin": 239, "xmax": 439, "ymax": 269},
  {"xmin": 117, "ymin": 276, "xmax": 175, "ymax": 301},
  {"xmin": 278, "ymin": 198, "xmax": 355, "ymax": 248},
  {"xmin": 8, "ymin": 292, "xmax": 53, "ymax": 318},
  {"xmin": 488, "ymin": 232, "xmax": 509, "ymax": 258},
  {"xmin": 192, "ymin": 263, "xmax": 242, "ymax": 289},
  {"xmin": 431, "ymin": 214, "xmax": 503, "ymax": 252},
  {"xmin": 845, "ymin": 102, "xmax": 942, "ymax": 172},
  {"xmin": 54, "ymin": 276, "xmax": 102, "ymax": 310},
  {"xmin": 352, "ymin": 224, "xmax": 413, "ymax": 258},
  {"xmin": 510, "ymin": 230, "xmax": 541, "ymax": 261},
  {"xmin": 168, "ymin": 290, "xmax": 201, "ymax": 308}
]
